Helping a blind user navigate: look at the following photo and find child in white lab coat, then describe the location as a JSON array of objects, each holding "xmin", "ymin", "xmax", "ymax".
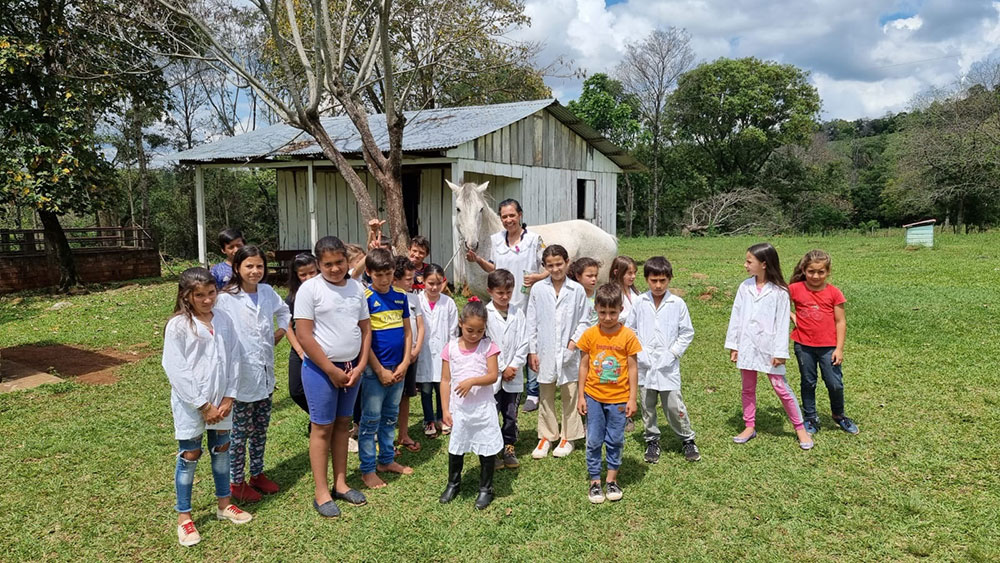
[
  {"xmin": 416, "ymin": 263, "xmax": 458, "ymax": 437},
  {"xmin": 162, "ymin": 267, "xmax": 251, "ymax": 547},
  {"xmin": 526, "ymin": 245, "xmax": 591, "ymax": 459},
  {"xmin": 485, "ymin": 269, "xmax": 529, "ymax": 469},
  {"xmin": 725, "ymin": 242, "xmax": 813, "ymax": 450},
  {"xmin": 625, "ymin": 256, "xmax": 699, "ymax": 464},
  {"xmin": 215, "ymin": 245, "xmax": 291, "ymax": 503}
]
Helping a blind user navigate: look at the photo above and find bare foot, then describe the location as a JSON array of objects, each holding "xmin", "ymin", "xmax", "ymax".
[
  {"xmin": 735, "ymin": 427, "xmax": 756, "ymax": 441},
  {"xmin": 361, "ymin": 472, "xmax": 387, "ymax": 489},
  {"xmin": 377, "ymin": 461, "xmax": 414, "ymax": 475}
]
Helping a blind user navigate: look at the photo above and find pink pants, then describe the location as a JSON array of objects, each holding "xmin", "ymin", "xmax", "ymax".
[{"xmin": 741, "ymin": 370, "xmax": 804, "ymax": 430}]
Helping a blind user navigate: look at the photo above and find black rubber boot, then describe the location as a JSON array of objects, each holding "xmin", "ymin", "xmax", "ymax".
[
  {"xmin": 474, "ymin": 454, "xmax": 495, "ymax": 510},
  {"xmin": 439, "ymin": 454, "xmax": 464, "ymax": 503}
]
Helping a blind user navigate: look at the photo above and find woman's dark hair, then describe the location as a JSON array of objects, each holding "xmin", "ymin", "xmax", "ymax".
[
  {"xmin": 569, "ymin": 257, "xmax": 600, "ymax": 282},
  {"xmin": 790, "ymin": 249, "xmax": 832, "ymax": 284},
  {"xmin": 224, "ymin": 245, "xmax": 267, "ymax": 294},
  {"xmin": 609, "ymin": 256, "xmax": 638, "ymax": 295},
  {"xmin": 314, "ymin": 235, "xmax": 347, "ymax": 259},
  {"xmin": 458, "ymin": 299, "xmax": 489, "ymax": 337},
  {"xmin": 748, "ymin": 242, "xmax": 788, "ymax": 290},
  {"xmin": 498, "ymin": 198, "xmax": 527, "ymax": 230},
  {"xmin": 287, "ymin": 252, "xmax": 318, "ymax": 299},
  {"xmin": 171, "ymin": 267, "xmax": 216, "ymax": 330},
  {"xmin": 542, "ymin": 244, "xmax": 569, "ymax": 263}
]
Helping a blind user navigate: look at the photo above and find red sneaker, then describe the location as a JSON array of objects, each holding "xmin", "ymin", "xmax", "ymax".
[
  {"xmin": 249, "ymin": 473, "xmax": 280, "ymax": 495},
  {"xmin": 230, "ymin": 481, "xmax": 262, "ymax": 503}
]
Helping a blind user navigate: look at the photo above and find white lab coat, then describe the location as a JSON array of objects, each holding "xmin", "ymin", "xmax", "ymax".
[
  {"xmin": 620, "ymin": 288, "xmax": 640, "ymax": 323},
  {"xmin": 214, "ymin": 284, "xmax": 291, "ymax": 402},
  {"xmin": 625, "ymin": 291, "xmax": 694, "ymax": 391},
  {"xmin": 724, "ymin": 278, "xmax": 791, "ymax": 375},
  {"xmin": 526, "ymin": 277, "xmax": 591, "ymax": 386},
  {"xmin": 490, "ymin": 229, "xmax": 544, "ymax": 310},
  {"xmin": 415, "ymin": 293, "xmax": 458, "ymax": 383},
  {"xmin": 162, "ymin": 311, "xmax": 241, "ymax": 439},
  {"xmin": 486, "ymin": 301, "xmax": 529, "ymax": 393}
]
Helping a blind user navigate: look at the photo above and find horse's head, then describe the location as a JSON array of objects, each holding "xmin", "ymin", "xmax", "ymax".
[{"xmin": 447, "ymin": 179, "xmax": 491, "ymax": 253}]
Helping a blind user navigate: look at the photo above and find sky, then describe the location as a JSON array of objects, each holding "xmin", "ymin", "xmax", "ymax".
[{"xmin": 510, "ymin": 0, "xmax": 1000, "ymax": 120}]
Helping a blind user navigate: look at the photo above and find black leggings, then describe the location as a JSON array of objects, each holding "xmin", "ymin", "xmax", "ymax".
[{"xmin": 288, "ymin": 353, "xmax": 310, "ymax": 414}]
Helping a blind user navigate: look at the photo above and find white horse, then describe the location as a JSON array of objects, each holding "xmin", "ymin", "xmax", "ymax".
[{"xmin": 449, "ymin": 180, "xmax": 619, "ymax": 298}]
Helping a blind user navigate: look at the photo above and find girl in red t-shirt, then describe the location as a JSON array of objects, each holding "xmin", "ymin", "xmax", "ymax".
[{"xmin": 789, "ymin": 250, "xmax": 859, "ymax": 435}]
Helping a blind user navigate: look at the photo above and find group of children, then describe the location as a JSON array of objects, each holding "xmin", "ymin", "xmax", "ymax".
[{"xmin": 162, "ymin": 223, "xmax": 859, "ymax": 546}]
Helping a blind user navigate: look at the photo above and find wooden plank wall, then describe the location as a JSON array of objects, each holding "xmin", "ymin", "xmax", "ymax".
[
  {"xmin": 277, "ymin": 167, "xmax": 455, "ymax": 275},
  {"xmin": 460, "ymin": 110, "xmax": 622, "ymax": 174}
]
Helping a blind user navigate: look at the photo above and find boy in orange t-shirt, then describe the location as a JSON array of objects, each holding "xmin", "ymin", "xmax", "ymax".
[{"xmin": 576, "ymin": 283, "xmax": 641, "ymax": 504}]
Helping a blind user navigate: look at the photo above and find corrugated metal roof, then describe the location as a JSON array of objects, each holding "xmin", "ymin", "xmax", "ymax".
[{"xmin": 170, "ymin": 99, "xmax": 641, "ymax": 171}]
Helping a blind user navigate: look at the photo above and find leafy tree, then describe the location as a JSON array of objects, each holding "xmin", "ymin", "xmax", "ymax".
[
  {"xmin": 0, "ymin": 1, "xmax": 165, "ymax": 290},
  {"xmin": 616, "ymin": 28, "xmax": 695, "ymax": 236},
  {"xmin": 568, "ymin": 73, "xmax": 642, "ymax": 236},
  {"xmin": 668, "ymin": 57, "xmax": 821, "ymax": 190}
]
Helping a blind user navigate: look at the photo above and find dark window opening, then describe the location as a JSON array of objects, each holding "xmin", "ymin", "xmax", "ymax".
[{"xmin": 402, "ymin": 172, "xmax": 421, "ymax": 237}]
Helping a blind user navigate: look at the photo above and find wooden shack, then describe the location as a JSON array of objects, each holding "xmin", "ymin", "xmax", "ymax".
[
  {"xmin": 172, "ymin": 100, "xmax": 641, "ymax": 276},
  {"xmin": 903, "ymin": 219, "xmax": 937, "ymax": 247}
]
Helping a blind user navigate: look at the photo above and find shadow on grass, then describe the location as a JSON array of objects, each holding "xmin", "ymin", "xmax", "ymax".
[{"xmin": 726, "ymin": 406, "xmax": 799, "ymax": 438}]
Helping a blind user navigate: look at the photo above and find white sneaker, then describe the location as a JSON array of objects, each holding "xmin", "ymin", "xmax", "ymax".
[
  {"xmin": 216, "ymin": 504, "xmax": 253, "ymax": 524},
  {"xmin": 177, "ymin": 520, "xmax": 201, "ymax": 547},
  {"xmin": 348, "ymin": 437, "xmax": 359, "ymax": 453},
  {"xmin": 552, "ymin": 439, "xmax": 574, "ymax": 458},
  {"xmin": 531, "ymin": 438, "xmax": 551, "ymax": 459}
]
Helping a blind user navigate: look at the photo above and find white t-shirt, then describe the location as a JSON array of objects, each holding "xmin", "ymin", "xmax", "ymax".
[{"xmin": 293, "ymin": 276, "xmax": 370, "ymax": 362}]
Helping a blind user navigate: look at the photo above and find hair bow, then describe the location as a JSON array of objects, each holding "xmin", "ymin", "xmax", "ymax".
[{"xmin": 468, "ymin": 296, "xmax": 481, "ymax": 302}]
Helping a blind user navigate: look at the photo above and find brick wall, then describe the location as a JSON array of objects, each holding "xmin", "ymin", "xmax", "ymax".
[{"xmin": 0, "ymin": 249, "xmax": 161, "ymax": 293}]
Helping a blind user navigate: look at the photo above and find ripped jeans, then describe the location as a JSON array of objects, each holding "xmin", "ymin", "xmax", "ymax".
[{"xmin": 175, "ymin": 430, "xmax": 230, "ymax": 513}]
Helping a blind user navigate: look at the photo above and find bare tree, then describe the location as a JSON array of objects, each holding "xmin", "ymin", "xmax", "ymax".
[
  {"xmin": 616, "ymin": 27, "xmax": 694, "ymax": 236},
  {"xmin": 680, "ymin": 187, "xmax": 768, "ymax": 236}
]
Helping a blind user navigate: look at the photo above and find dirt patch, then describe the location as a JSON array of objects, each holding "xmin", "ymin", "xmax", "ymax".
[{"xmin": 1, "ymin": 344, "xmax": 150, "ymax": 386}]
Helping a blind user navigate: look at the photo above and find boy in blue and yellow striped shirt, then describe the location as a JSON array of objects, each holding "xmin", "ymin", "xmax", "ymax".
[{"xmin": 359, "ymin": 248, "xmax": 414, "ymax": 489}]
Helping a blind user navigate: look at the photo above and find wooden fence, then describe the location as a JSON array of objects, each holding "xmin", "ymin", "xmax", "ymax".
[{"xmin": 0, "ymin": 227, "xmax": 153, "ymax": 255}]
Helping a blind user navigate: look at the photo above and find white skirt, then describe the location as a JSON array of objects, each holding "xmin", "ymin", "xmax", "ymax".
[{"xmin": 447, "ymin": 401, "xmax": 503, "ymax": 456}]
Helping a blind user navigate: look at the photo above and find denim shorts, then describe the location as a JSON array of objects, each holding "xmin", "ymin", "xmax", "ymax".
[{"xmin": 302, "ymin": 357, "xmax": 361, "ymax": 425}]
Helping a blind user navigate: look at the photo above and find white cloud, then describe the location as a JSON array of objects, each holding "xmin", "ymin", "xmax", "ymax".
[{"xmin": 517, "ymin": 0, "xmax": 1000, "ymax": 120}]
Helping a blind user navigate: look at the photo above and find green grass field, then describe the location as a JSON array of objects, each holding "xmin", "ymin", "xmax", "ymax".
[{"xmin": 2, "ymin": 232, "xmax": 998, "ymax": 561}]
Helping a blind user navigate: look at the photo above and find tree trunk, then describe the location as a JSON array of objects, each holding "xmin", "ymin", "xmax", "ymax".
[
  {"xmin": 623, "ymin": 173, "xmax": 635, "ymax": 238},
  {"xmin": 649, "ymin": 128, "xmax": 660, "ymax": 237},
  {"xmin": 37, "ymin": 209, "xmax": 79, "ymax": 291}
]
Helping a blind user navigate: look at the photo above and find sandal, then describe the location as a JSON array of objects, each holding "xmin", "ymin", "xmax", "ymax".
[{"xmin": 400, "ymin": 439, "xmax": 422, "ymax": 453}]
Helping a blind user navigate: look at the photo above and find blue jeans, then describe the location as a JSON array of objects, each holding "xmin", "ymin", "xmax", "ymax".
[
  {"xmin": 794, "ymin": 343, "xmax": 845, "ymax": 419},
  {"xmin": 420, "ymin": 382, "xmax": 443, "ymax": 424},
  {"xmin": 359, "ymin": 367, "xmax": 404, "ymax": 473},
  {"xmin": 175, "ymin": 430, "xmax": 230, "ymax": 513},
  {"xmin": 526, "ymin": 367, "xmax": 539, "ymax": 398},
  {"xmin": 585, "ymin": 395, "xmax": 626, "ymax": 480}
]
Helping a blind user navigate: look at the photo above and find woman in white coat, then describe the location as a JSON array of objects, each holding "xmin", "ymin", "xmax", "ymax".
[
  {"xmin": 725, "ymin": 243, "xmax": 813, "ymax": 450},
  {"xmin": 526, "ymin": 245, "xmax": 592, "ymax": 459},
  {"xmin": 465, "ymin": 198, "xmax": 545, "ymax": 410}
]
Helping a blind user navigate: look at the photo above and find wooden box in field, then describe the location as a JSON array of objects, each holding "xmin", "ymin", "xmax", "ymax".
[{"xmin": 903, "ymin": 219, "xmax": 936, "ymax": 247}]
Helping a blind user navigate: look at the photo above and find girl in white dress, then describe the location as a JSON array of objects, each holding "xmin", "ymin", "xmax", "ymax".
[
  {"xmin": 438, "ymin": 299, "xmax": 503, "ymax": 510},
  {"xmin": 415, "ymin": 264, "xmax": 458, "ymax": 437},
  {"xmin": 610, "ymin": 255, "xmax": 641, "ymax": 432}
]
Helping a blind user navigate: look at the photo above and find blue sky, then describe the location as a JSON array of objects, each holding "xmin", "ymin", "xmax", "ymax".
[{"xmin": 515, "ymin": 0, "xmax": 1000, "ymax": 120}]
